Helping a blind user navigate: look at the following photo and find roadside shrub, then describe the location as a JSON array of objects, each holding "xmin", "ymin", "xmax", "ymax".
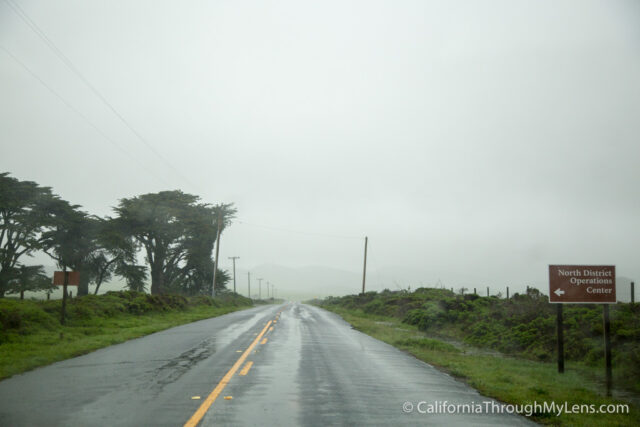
[
  {"xmin": 0, "ymin": 299, "xmax": 58, "ymax": 336},
  {"xmin": 68, "ymin": 304, "xmax": 95, "ymax": 320},
  {"xmin": 190, "ymin": 295, "xmax": 213, "ymax": 306},
  {"xmin": 403, "ymin": 309, "xmax": 431, "ymax": 330},
  {"xmin": 363, "ymin": 298, "xmax": 386, "ymax": 315},
  {"xmin": 402, "ymin": 301, "xmax": 447, "ymax": 330}
]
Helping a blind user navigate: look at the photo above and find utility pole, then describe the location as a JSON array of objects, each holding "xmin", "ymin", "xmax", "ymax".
[
  {"xmin": 247, "ymin": 272, "xmax": 251, "ymax": 299},
  {"xmin": 228, "ymin": 256, "xmax": 240, "ymax": 293},
  {"xmin": 266, "ymin": 281, "xmax": 270, "ymax": 298},
  {"xmin": 212, "ymin": 209, "xmax": 223, "ymax": 298},
  {"xmin": 258, "ymin": 278, "xmax": 263, "ymax": 300},
  {"xmin": 361, "ymin": 236, "xmax": 368, "ymax": 295}
]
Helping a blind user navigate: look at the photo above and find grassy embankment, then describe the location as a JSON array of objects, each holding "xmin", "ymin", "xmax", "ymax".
[
  {"xmin": 0, "ymin": 290, "xmax": 253, "ymax": 380},
  {"xmin": 315, "ymin": 289, "xmax": 640, "ymax": 426}
]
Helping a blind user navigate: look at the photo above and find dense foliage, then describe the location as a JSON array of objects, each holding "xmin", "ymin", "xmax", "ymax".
[
  {"xmin": 0, "ymin": 173, "xmax": 57, "ymax": 297},
  {"xmin": 320, "ymin": 288, "xmax": 640, "ymax": 393},
  {"xmin": 0, "ymin": 172, "xmax": 235, "ymax": 297}
]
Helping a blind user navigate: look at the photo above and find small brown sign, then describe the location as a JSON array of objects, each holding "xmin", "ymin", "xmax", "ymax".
[
  {"xmin": 53, "ymin": 271, "xmax": 80, "ymax": 286},
  {"xmin": 549, "ymin": 265, "xmax": 615, "ymax": 303}
]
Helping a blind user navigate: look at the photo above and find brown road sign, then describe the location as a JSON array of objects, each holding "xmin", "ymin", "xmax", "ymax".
[
  {"xmin": 549, "ymin": 265, "xmax": 615, "ymax": 303},
  {"xmin": 53, "ymin": 271, "xmax": 80, "ymax": 286}
]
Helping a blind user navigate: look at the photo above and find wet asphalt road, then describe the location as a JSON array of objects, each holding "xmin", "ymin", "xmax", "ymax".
[{"xmin": 0, "ymin": 303, "xmax": 534, "ymax": 426}]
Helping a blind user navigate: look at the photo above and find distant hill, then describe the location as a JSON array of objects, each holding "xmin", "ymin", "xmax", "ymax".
[{"xmin": 233, "ymin": 264, "xmax": 361, "ymax": 301}]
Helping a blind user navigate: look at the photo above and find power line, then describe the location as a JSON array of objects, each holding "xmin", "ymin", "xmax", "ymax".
[
  {"xmin": 0, "ymin": 45, "xmax": 173, "ymax": 187},
  {"xmin": 2, "ymin": 38, "xmax": 361, "ymax": 250},
  {"xmin": 3, "ymin": 0, "xmax": 199, "ymax": 191}
]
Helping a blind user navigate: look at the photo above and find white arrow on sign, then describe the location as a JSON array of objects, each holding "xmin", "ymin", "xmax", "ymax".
[{"xmin": 554, "ymin": 288, "xmax": 565, "ymax": 297}]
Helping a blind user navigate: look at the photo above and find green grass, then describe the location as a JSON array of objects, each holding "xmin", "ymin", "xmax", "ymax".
[
  {"xmin": 323, "ymin": 306, "xmax": 640, "ymax": 426},
  {"xmin": 0, "ymin": 291, "xmax": 252, "ymax": 380}
]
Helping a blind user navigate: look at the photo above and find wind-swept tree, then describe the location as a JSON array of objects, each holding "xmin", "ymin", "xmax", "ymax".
[
  {"xmin": 0, "ymin": 172, "xmax": 56, "ymax": 297},
  {"xmin": 176, "ymin": 203, "xmax": 234, "ymax": 295},
  {"xmin": 7, "ymin": 264, "xmax": 54, "ymax": 299},
  {"xmin": 39, "ymin": 199, "xmax": 98, "ymax": 294},
  {"xmin": 176, "ymin": 260, "xmax": 231, "ymax": 295},
  {"xmin": 114, "ymin": 191, "xmax": 235, "ymax": 295},
  {"xmin": 89, "ymin": 216, "xmax": 140, "ymax": 295},
  {"xmin": 115, "ymin": 263, "xmax": 148, "ymax": 292}
]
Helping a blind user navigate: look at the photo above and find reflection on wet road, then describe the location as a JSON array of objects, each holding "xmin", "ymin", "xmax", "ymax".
[{"xmin": 0, "ymin": 303, "xmax": 534, "ymax": 426}]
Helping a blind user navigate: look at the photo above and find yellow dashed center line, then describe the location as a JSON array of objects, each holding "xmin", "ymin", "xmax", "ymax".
[
  {"xmin": 261, "ymin": 338, "xmax": 268, "ymax": 345},
  {"xmin": 239, "ymin": 361, "xmax": 253, "ymax": 376},
  {"xmin": 183, "ymin": 319, "xmax": 273, "ymax": 427}
]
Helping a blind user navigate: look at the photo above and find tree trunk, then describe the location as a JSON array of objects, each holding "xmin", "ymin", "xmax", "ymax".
[
  {"xmin": 0, "ymin": 270, "xmax": 7, "ymax": 298},
  {"xmin": 93, "ymin": 269, "xmax": 106, "ymax": 295},
  {"xmin": 77, "ymin": 270, "xmax": 89, "ymax": 296},
  {"xmin": 93, "ymin": 258, "xmax": 117, "ymax": 295},
  {"xmin": 150, "ymin": 266, "xmax": 164, "ymax": 295},
  {"xmin": 20, "ymin": 290, "xmax": 24, "ymax": 300}
]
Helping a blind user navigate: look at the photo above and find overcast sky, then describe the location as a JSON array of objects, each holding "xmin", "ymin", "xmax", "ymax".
[{"xmin": 1, "ymin": 0, "xmax": 639, "ymax": 296}]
